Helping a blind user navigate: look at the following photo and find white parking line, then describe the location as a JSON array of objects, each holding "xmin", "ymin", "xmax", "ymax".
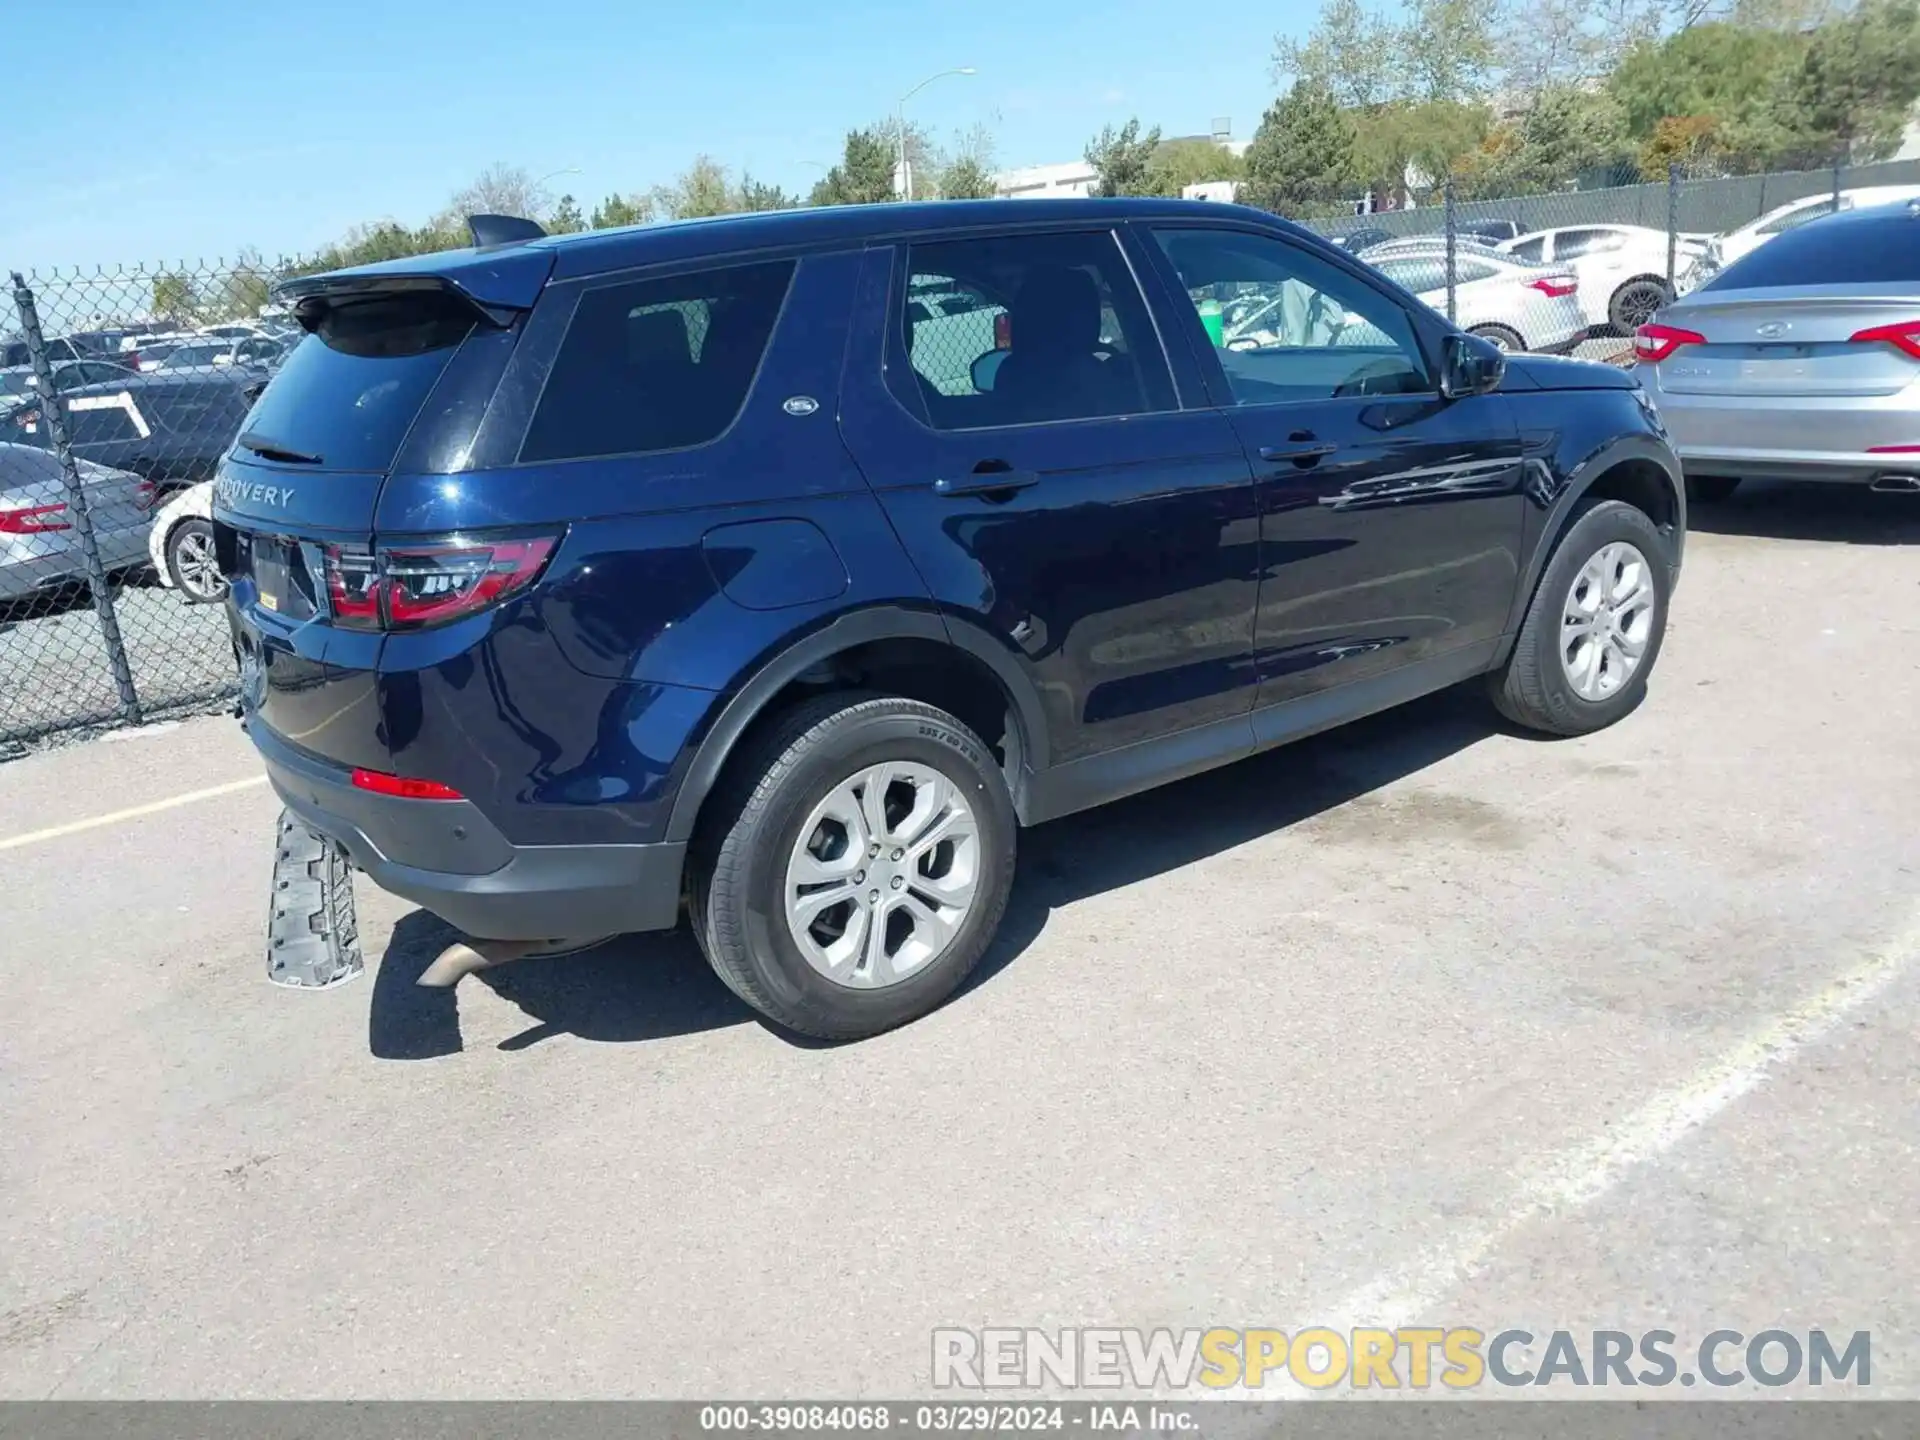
[
  {"xmin": 1315, "ymin": 901, "xmax": 1920, "ymax": 1336},
  {"xmin": 0, "ymin": 775, "xmax": 269, "ymax": 853}
]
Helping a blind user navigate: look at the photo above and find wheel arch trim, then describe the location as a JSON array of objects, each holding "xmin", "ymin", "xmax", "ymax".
[
  {"xmin": 1503, "ymin": 432, "xmax": 1685, "ymax": 648},
  {"xmin": 663, "ymin": 604, "xmax": 1049, "ymax": 844}
]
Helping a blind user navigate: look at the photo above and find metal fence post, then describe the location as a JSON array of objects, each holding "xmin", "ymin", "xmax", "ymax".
[
  {"xmin": 9, "ymin": 271, "xmax": 143, "ymax": 725},
  {"xmin": 1832, "ymin": 154, "xmax": 1844, "ymax": 208},
  {"xmin": 1666, "ymin": 163, "xmax": 1680, "ymax": 290},
  {"xmin": 1443, "ymin": 175, "xmax": 1458, "ymax": 324}
]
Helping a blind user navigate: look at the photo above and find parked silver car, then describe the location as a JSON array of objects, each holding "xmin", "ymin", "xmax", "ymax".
[
  {"xmin": 1361, "ymin": 240, "xmax": 1588, "ymax": 353},
  {"xmin": 0, "ymin": 444, "xmax": 154, "ymax": 604},
  {"xmin": 1638, "ymin": 198, "xmax": 1920, "ymax": 500}
]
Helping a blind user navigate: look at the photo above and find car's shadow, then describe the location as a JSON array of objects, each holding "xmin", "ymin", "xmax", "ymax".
[
  {"xmin": 368, "ymin": 685, "xmax": 1500, "ymax": 1059},
  {"xmin": 1686, "ymin": 480, "xmax": 1920, "ymax": 544}
]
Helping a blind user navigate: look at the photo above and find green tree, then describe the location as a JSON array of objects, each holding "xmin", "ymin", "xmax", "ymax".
[
  {"xmin": 1773, "ymin": 0, "xmax": 1920, "ymax": 162},
  {"xmin": 589, "ymin": 193, "xmax": 653, "ymax": 228},
  {"xmin": 1240, "ymin": 83, "xmax": 1357, "ymax": 213},
  {"xmin": 653, "ymin": 155, "xmax": 738, "ymax": 219},
  {"xmin": 1403, "ymin": 0, "xmax": 1500, "ymax": 101},
  {"xmin": 152, "ymin": 272, "xmax": 197, "ymax": 325},
  {"xmin": 1462, "ymin": 85, "xmax": 1629, "ymax": 193},
  {"xmin": 810, "ymin": 128, "xmax": 897, "ymax": 205},
  {"xmin": 1608, "ymin": 22, "xmax": 1806, "ymax": 171},
  {"xmin": 548, "ymin": 194, "xmax": 587, "ymax": 233},
  {"xmin": 1350, "ymin": 99, "xmax": 1489, "ymax": 204},
  {"xmin": 935, "ymin": 156, "xmax": 999, "ymax": 198},
  {"xmin": 217, "ymin": 250, "xmax": 274, "ymax": 320},
  {"xmin": 1149, "ymin": 138, "xmax": 1246, "ymax": 193},
  {"xmin": 735, "ymin": 174, "xmax": 799, "ymax": 211},
  {"xmin": 1273, "ymin": 0, "xmax": 1401, "ymax": 107},
  {"xmin": 1085, "ymin": 118, "xmax": 1164, "ymax": 197}
]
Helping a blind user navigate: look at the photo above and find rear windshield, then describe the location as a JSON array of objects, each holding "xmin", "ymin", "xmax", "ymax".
[
  {"xmin": 236, "ymin": 291, "xmax": 476, "ymax": 472},
  {"xmin": 1706, "ymin": 214, "xmax": 1920, "ymax": 291}
]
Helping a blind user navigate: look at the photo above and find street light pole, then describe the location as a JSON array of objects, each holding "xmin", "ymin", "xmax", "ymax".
[{"xmin": 895, "ymin": 67, "xmax": 976, "ymax": 200}]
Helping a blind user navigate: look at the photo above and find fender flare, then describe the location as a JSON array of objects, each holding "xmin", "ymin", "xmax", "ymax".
[
  {"xmin": 1503, "ymin": 432, "xmax": 1685, "ymax": 644},
  {"xmin": 662, "ymin": 604, "xmax": 1049, "ymax": 844}
]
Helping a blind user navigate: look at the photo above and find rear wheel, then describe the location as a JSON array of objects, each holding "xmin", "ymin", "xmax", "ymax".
[
  {"xmin": 165, "ymin": 517, "xmax": 227, "ymax": 602},
  {"xmin": 1469, "ymin": 323, "xmax": 1525, "ymax": 353},
  {"xmin": 1609, "ymin": 277, "xmax": 1671, "ymax": 334},
  {"xmin": 1489, "ymin": 499, "xmax": 1671, "ymax": 737},
  {"xmin": 1686, "ymin": 475, "xmax": 1741, "ymax": 504},
  {"xmin": 689, "ymin": 692, "xmax": 1017, "ymax": 1040}
]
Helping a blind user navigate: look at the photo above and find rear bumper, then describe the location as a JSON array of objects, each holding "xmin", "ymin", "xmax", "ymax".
[{"xmin": 251, "ymin": 722, "xmax": 685, "ymax": 940}]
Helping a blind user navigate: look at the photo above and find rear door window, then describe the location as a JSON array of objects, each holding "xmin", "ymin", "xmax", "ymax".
[
  {"xmin": 519, "ymin": 259, "xmax": 795, "ymax": 463},
  {"xmin": 1707, "ymin": 214, "xmax": 1920, "ymax": 290},
  {"xmin": 237, "ymin": 291, "xmax": 478, "ymax": 472}
]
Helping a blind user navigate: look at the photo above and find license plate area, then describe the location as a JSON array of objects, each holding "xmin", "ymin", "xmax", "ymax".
[{"xmin": 238, "ymin": 532, "xmax": 324, "ymax": 622}]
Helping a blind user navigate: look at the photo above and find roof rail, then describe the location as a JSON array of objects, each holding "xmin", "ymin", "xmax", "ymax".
[{"xmin": 467, "ymin": 214, "xmax": 548, "ymax": 248}]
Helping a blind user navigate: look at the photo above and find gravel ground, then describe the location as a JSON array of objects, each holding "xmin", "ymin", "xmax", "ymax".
[{"xmin": 0, "ymin": 480, "xmax": 1916, "ymax": 1402}]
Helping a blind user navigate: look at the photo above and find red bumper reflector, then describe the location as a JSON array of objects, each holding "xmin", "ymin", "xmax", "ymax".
[
  {"xmin": 1866, "ymin": 444, "xmax": 1920, "ymax": 454},
  {"xmin": 350, "ymin": 768, "xmax": 464, "ymax": 801}
]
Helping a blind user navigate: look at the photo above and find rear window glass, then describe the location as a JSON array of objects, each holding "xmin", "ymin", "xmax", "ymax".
[
  {"xmin": 519, "ymin": 260, "xmax": 794, "ymax": 464},
  {"xmin": 237, "ymin": 291, "xmax": 476, "ymax": 472},
  {"xmin": 1706, "ymin": 214, "xmax": 1920, "ymax": 291}
]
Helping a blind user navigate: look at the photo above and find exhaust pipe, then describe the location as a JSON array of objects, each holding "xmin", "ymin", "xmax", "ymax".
[
  {"xmin": 1870, "ymin": 474, "xmax": 1920, "ymax": 493},
  {"xmin": 416, "ymin": 935, "xmax": 614, "ymax": 988}
]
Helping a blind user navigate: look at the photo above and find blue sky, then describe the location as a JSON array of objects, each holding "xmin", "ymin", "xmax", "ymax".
[{"xmin": 10, "ymin": 0, "xmax": 1304, "ymax": 272}]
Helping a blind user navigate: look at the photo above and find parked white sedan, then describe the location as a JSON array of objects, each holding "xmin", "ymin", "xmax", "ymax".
[
  {"xmin": 146, "ymin": 480, "xmax": 225, "ymax": 602},
  {"xmin": 1684, "ymin": 185, "xmax": 1920, "ymax": 290},
  {"xmin": 1500, "ymin": 224, "xmax": 1709, "ymax": 334}
]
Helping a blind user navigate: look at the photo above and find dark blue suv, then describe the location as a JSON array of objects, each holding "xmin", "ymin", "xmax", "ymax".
[{"xmin": 216, "ymin": 199, "xmax": 1684, "ymax": 1038}]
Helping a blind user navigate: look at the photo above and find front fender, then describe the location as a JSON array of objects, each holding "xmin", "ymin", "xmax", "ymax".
[{"xmin": 1503, "ymin": 419, "xmax": 1684, "ymax": 645}]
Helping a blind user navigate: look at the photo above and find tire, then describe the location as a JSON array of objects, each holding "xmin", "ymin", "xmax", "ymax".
[
  {"xmin": 1608, "ymin": 276, "xmax": 1672, "ymax": 335},
  {"xmin": 1489, "ymin": 499, "xmax": 1672, "ymax": 737},
  {"xmin": 1469, "ymin": 323, "xmax": 1525, "ymax": 353},
  {"xmin": 165, "ymin": 517, "xmax": 227, "ymax": 602},
  {"xmin": 689, "ymin": 692, "xmax": 1018, "ymax": 1040},
  {"xmin": 1686, "ymin": 474, "xmax": 1741, "ymax": 504}
]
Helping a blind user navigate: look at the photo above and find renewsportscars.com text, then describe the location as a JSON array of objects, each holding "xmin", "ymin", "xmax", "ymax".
[{"xmin": 931, "ymin": 1327, "xmax": 1872, "ymax": 1391}]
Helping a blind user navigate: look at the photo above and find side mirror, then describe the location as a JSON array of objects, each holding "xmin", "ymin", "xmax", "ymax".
[
  {"xmin": 970, "ymin": 348, "xmax": 1008, "ymax": 394},
  {"xmin": 1441, "ymin": 331, "xmax": 1506, "ymax": 399}
]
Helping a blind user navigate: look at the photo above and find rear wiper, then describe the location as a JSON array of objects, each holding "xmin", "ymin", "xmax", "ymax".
[{"xmin": 238, "ymin": 431, "xmax": 323, "ymax": 465}]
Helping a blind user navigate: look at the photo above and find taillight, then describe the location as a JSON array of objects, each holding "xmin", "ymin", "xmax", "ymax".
[
  {"xmin": 320, "ymin": 535, "xmax": 555, "ymax": 631},
  {"xmin": 1849, "ymin": 320, "xmax": 1920, "ymax": 359},
  {"xmin": 0, "ymin": 502, "xmax": 71, "ymax": 534},
  {"xmin": 322, "ymin": 545, "xmax": 381, "ymax": 630},
  {"xmin": 1527, "ymin": 275, "xmax": 1578, "ymax": 297},
  {"xmin": 1632, "ymin": 323, "xmax": 1707, "ymax": 363},
  {"xmin": 350, "ymin": 768, "xmax": 464, "ymax": 801},
  {"xmin": 993, "ymin": 312, "xmax": 1011, "ymax": 350},
  {"xmin": 123, "ymin": 350, "xmax": 141, "ymax": 370}
]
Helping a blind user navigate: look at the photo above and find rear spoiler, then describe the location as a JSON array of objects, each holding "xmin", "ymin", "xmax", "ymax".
[{"xmin": 273, "ymin": 227, "xmax": 556, "ymax": 330}]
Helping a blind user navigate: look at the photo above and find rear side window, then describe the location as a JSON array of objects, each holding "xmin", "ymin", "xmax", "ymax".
[
  {"xmin": 1508, "ymin": 237, "xmax": 1546, "ymax": 264},
  {"xmin": 1706, "ymin": 214, "xmax": 1920, "ymax": 290},
  {"xmin": 237, "ymin": 291, "xmax": 476, "ymax": 472},
  {"xmin": 520, "ymin": 260, "xmax": 794, "ymax": 463}
]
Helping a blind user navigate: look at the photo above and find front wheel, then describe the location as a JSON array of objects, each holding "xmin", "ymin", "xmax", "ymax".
[
  {"xmin": 690, "ymin": 693, "xmax": 1018, "ymax": 1040},
  {"xmin": 165, "ymin": 517, "xmax": 227, "ymax": 602},
  {"xmin": 1489, "ymin": 499, "xmax": 1672, "ymax": 737},
  {"xmin": 1609, "ymin": 277, "xmax": 1672, "ymax": 334}
]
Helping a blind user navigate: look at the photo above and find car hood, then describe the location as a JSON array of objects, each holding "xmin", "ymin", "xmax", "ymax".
[{"xmin": 1498, "ymin": 353, "xmax": 1637, "ymax": 391}]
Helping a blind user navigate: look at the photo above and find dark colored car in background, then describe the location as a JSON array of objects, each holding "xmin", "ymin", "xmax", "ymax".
[
  {"xmin": 216, "ymin": 198, "xmax": 1684, "ymax": 1039},
  {"xmin": 2, "ymin": 369, "xmax": 255, "ymax": 498}
]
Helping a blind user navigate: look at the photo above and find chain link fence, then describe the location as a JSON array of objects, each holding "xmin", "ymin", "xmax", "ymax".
[
  {"xmin": 0, "ymin": 263, "xmax": 301, "ymax": 752},
  {"xmin": 5, "ymin": 154, "xmax": 1917, "ymax": 751},
  {"xmin": 1294, "ymin": 156, "xmax": 1920, "ymax": 365}
]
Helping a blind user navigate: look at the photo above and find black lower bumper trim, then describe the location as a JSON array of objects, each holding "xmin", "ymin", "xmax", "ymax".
[{"xmin": 251, "ymin": 724, "xmax": 685, "ymax": 940}]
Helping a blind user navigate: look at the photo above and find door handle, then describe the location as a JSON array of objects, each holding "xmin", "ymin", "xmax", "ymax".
[
  {"xmin": 1259, "ymin": 442, "xmax": 1340, "ymax": 463},
  {"xmin": 934, "ymin": 469, "xmax": 1041, "ymax": 499}
]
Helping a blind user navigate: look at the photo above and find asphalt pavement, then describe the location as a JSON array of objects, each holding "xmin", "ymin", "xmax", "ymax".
[{"xmin": 1, "ymin": 479, "xmax": 1916, "ymax": 1401}]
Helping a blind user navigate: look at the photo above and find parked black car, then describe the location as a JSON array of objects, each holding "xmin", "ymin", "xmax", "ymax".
[
  {"xmin": 2, "ymin": 369, "xmax": 255, "ymax": 496},
  {"xmin": 218, "ymin": 198, "xmax": 1685, "ymax": 1039}
]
